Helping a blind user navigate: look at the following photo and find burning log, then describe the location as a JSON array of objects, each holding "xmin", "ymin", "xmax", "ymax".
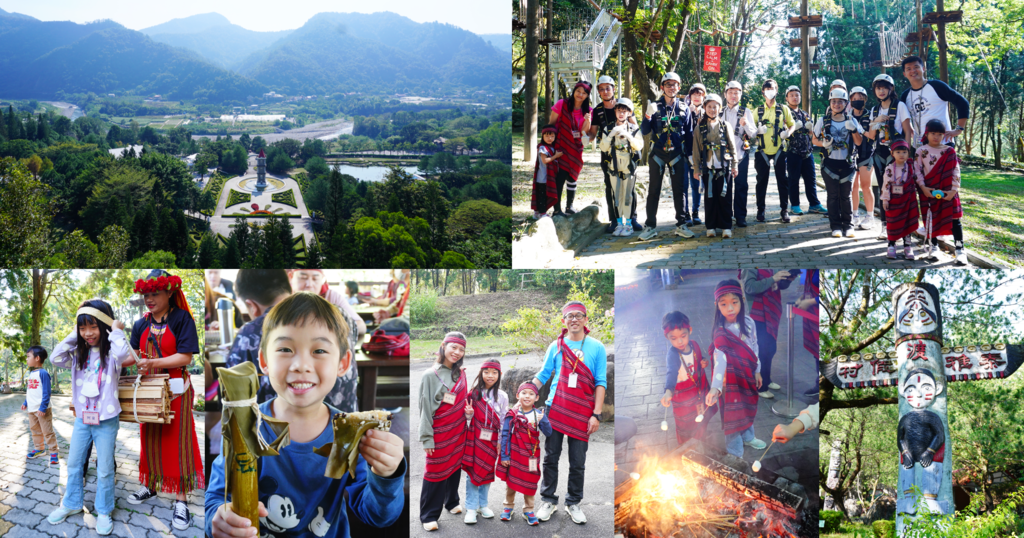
[{"xmin": 678, "ymin": 448, "xmax": 803, "ymax": 519}]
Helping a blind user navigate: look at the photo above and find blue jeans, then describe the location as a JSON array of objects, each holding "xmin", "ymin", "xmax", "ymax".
[
  {"xmin": 683, "ymin": 159, "xmax": 701, "ymax": 219},
  {"xmin": 62, "ymin": 417, "xmax": 119, "ymax": 516},
  {"xmin": 725, "ymin": 426, "xmax": 756, "ymax": 458},
  {"xmin": 785, "ymin": 152, "xmax": 821, "ymax": 208},
  {"xmin": 733, "ymin": 151, "xmax": 751, "ymax": 222},
  {"xmin": 754, "ymin": 320, "xmax": 777, "ymax": 388},
  {"xmin": 464, "ymin": 476, "xmax": 492, "ymax": 510}
]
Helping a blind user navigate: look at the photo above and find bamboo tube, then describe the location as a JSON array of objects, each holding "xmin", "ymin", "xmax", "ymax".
[{"xmin": 228, "ymin": 416, "xmax": 259, "ymax": 529}]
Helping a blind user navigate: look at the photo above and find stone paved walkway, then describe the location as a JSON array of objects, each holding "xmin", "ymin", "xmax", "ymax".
[
  {"xmin": 514, "ymin": 142, "xmax": 983, "ymax": 269},
  {"xmin": 613, "ymin": 270, "xmax": 819, "ymax": 509},
  {"xmin": 0, "ymin": 391, "xmax": 206, "ymax": 538}
]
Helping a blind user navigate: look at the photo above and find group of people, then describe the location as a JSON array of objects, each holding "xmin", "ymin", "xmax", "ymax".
[
  {"xmin": 34, "ymin": 270, "xmax": 204, "ymax": 535},
  {"xmin": 657, "ymin": 272, "xmax": 820, "ymax": 462},
  {"xmin": 419, "ymin": 302, "xmax": 607, "ymax": 530},
  {"xmin": 531, "ymin": 55, "xmax": 970, "ymax": 264}
]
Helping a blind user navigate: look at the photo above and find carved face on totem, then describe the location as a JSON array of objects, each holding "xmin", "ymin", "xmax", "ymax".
[
  {"xmin": 896, "ymin": 288, "xmax": 938, "ymax": 334},
  {"xmin": 900, "ymin": 368, "xmax": 944, "ymax": 410}
]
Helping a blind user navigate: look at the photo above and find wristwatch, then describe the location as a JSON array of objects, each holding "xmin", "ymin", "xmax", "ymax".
[{"xmin": 592, "ymin": 413, "xmax": 601, "ymax": 420}]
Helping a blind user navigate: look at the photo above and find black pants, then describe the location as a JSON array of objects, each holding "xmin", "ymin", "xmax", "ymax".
[
  {"xmin": 703, "ymin": 169, "xmax": 733, "ymax": 230},
  {"xmin": 646, "ymin": 151, "xmax": 689, "ymax": 228},
  {"xmin": 785, "ymin": 152, "xmax": 821, "ymax": 208},
  {"xmin": 555, "ymin": 169, "xmax": 576, "ymax": 212},
  {"xmin": 754, "ymin": 320, "xmax": 777, "ymax": 388},
  {"xmin": 602, "ymin": 161, "xmax": 638, "ymax": 222},
  {"xmin": 822, "ymin": 159, "xmax": 855, "ymax": 232},
  {"xmin": 871, "ymin": 146, "xmax": 892, "ymax": 225},
  {"xmin": 733, "ymin": 151, "xmax": 751, "ymax": 222},
  {"xmin": 754, "ymin": 151, "xmax": 789, "ymax": 212},
  {"xmin": 534, "ymin": 182, "xmax": 548, "ymax": 214},
  {"xmin": 419, "ymin": 471, "xmax": 462, "ymax": 523},
  {"xmin": 929, "ymin": 219, "xmax": 964, "ymax": 245},
  {"xmin": 540, "ymin": 429, "xmax": 589, "ymax": 506}
]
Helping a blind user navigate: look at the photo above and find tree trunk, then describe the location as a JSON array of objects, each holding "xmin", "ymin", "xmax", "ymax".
[
  {"xmin": 522, "ymin": 0, "xmax": 540, "ymax": 163},
  {"xmin": 442, "ymin": 269, "xmax": 450, "ymax": 296},
  {"xmin": 30, "ymin": 270, "xmax": 50, "ymax": 346}
]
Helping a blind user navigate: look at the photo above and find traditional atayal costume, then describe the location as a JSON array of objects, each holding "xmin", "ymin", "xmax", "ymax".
[
  {"xmin": 666, "ymin": 332, "xmax": 717, "ymax": 445},
  {"xmin": 552, "ymin": 92, "xmax": 587, "ymax": 214},
  {"xmin": 532, "ymin": 128, "xmax": 559, "ymax": 215},
  {"xmin": 496, "ymin": 399, "xmax": 542, "ymax": 502},
  {"xmin": 708, "ymin": 282, "xmax": 762, "ymax": 458},
  {"xmin": 419, "ymin": 334, "xmax": 468, "ymax": 524},
  {"xmin": 881, "ymin": 158, "xmax": 921, "ymax": 244},
  {"xmin": 462, "ymin": 365, "xmax": 502, "ymax": 488},
  {"xmin": 742, "ymin": 269, "xmax": 781, "ymax": 391},
  {"xmin": 131, "ymin": 274, "xmax": 204, "ymax": 496}
]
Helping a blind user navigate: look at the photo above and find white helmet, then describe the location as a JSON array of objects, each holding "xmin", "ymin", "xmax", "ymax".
[
  {"xmin": 850, "ymin": 86, "xmax": 868, "ymax": 97},
  {"xmin": 703, "ymin": 93, "xmax": 723, "ymax": 107},
  {"xmin": 614, "ymin": 97, "xmax": 635, "ymax": 111},
  {"xmin": 830, "ymin": 79, "xmax": 847, "ymax": 89},
  {"xmin": 597, "ymin": 75, "xmax": 616, "ymax": 88},
  {"xmin": 725, "ymin": 80, "xmax": 743, "ymax": 92},
  {"xmin": 872, "ymin": 73, "xmax": 895, "ymax": 87},
  {"xmin": 829, "ymin": 88, "xmax": 849, "ymax": 101},
  {"xmin": 661, "ymin": 72, "xmax": 682, "ymax": 85},
  {"xmin": 786, "ymin": 85, "xmax": 801, "ymax": 95}
]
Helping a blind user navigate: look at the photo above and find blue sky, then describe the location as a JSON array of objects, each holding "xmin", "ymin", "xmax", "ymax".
[{"xmin": 2, "ymin": 0, "xmax": 510, "ymax": 35}]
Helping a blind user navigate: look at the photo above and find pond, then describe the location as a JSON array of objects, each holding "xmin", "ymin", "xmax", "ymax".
[{"xmin": 332, "ymin": 165, "xmax": 421, "ymax": 182}]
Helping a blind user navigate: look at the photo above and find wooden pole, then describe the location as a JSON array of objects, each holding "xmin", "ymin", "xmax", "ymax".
[
  {"xmin": 936, "ymin": 0, "xmax": 948, "ymax": 82},
  {"xmin": 916, "ymin": 0, "xmax": 923, "ymax": 62},
  {"xmin": 800, "ymin": 0, "xmax": 810, "ymax": 112},
  {"xmin": 545, "ymin": 0, "xmax": 553, "ymax": 110},
  {"xmin": 523, "ymin": 0, "xmax": 539, "ymax": 163}
]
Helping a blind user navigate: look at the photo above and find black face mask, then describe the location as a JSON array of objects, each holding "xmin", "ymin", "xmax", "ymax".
[{"xmin": 851, "ymin": 100, "xmax": 866, "ymax": 110}]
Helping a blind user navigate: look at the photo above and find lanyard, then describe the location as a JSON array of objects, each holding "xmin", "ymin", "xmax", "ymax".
[
  {"xmin": 433, "ymin": 365, "xmax": 452, "ymax": 392},
  {"xmin": 565, "ymin": 336, "xmax": 586, "ymax": 373}
]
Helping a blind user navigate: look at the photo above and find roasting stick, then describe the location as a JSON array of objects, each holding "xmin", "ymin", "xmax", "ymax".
[
  {"xmin": 661, "ymin": 405, "xmax": 669, "ymax": 431},
  {"xmin": 752, "ymin": 439, "xmax": 777, "ymax": 472}
]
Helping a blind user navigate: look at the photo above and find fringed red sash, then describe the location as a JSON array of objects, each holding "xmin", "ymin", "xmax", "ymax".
[
  {"xmin": 547, "ymin": 330, "xmax": 596, "ymax": 442},
  {"xmin": 884, "ymin": 162, "xmax": 921, "ymax": 242},
  {"xmin": 743, "ymin": 269, "xmax": 782, "ymax": 339},
  {"xmin": 554, "ymin": 99, "xmax": 585, "ymax": 181},
  {"xmin": 495, "ymin": 409, "xmax": 541, "ymax": 495},
  {"xmin": 802, "ymin": 272, "xmax": 820, "ymax": 359},
  {"xmin": 461, "ymin": 395, "xmax": 501, "ymax": 486},
  {"xmin": 709, "ymin": 326, "xmax": 760, "ymax": 436},
  {"xmin": 531, "ymin": 144, "xmax": 559, "ymax": 212},
  {"xmin": 671, "ymin": 342, "xmax": 716, "ymax": 445},
  {"xmin": 138, "ymin": 319, "xmax": 204, "ymax": 494},
  {"xmin": 920, "ymin": 147, "xmax": 963, "ymax": 237},
  {"xmin": 424, "ymin": 369, "xmax": 468, "ymax": 482}
]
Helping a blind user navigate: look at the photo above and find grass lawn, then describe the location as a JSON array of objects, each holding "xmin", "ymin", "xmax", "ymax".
[
  {"xmin": 410, "ymin": 335, "xmax": 516, "ymax": 360},
  {"xmin": 957, "ymin": 166, "xmax": 1024, "ymax": 266},
  {"xmin": 824, "ymin": 521, "xmax": 877, "ymax": 538}
]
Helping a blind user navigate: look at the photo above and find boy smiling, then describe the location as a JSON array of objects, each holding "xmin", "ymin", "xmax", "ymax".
[{"xmin": 206, "ymin": 292, "xmax": 406, "ymax": 538}]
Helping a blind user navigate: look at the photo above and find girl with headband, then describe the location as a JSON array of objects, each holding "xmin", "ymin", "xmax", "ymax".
[
  {"xmin": 705, "ymin": 280, "xmax": 768, "ymax": 458},
  {"xmin": 419, "ymin": 331, "xmax": 470, "ymax": 531},
  {"xmin": 659, "ymin": 311, "xmax": 716, "ymax": 446},
  {"xmin": 460, "ymin": 359, "xmax": 508, "ymax": 524},
  {"xmin": 125, "ymin": 270, "xmax": 204, "ymax": 531},
  {"xmin": 46, "ymin": 300, "xmax": 132, "ymax": 536}
]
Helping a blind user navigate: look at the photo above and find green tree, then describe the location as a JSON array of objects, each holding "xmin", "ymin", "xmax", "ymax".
[
  {"xmin": 0, "ymin": 158, "xmax": 53, "ymax": 266},
  {"xmin": 437, "ymin": 251, "xmax": 474, "ymax": 268},
  {"xmin": 97, "ymin": 224, "xmax": 129, "ymax": 268},
  {"xmin": 125, "ymin": 250, "xmax": 179, "ymax": 269},
  {"xmin": 197, "ymin": 232, "xmax": 221, "ymax": 268},
  {"xmin": 221, "ymin": 235, "xmax": 242, "ymax": 268}
]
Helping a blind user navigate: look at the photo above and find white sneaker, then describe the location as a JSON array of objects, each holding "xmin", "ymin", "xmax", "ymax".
[
  {"xmin": 758, "ymin": 390, "xmax": 775, "ymax": 399},
  {"xmin": 479, "ymin": 507, "xmax": 495, "ymax": 519},
  {"xmin": 566, "ymin": 504, "xmax": 588, "ymax": 524},
  {"xmin": 675, "ymin": 225, "xmax": 695, "ymax": 238},
  {"xmin": 533, "ymin": 211, "xmax": 544, "ymax": 219},
  {"xmin": 851, "ymin": 212, "xmax": 862, "ymax": 227},
  {"xmin": 723, "ymin": 229, "xmax": 732, "ymax": 238},
  {"xmin": 536, "ymin": 501, "xmax": 556, "ymax": 521},
  {"xmin": 464, "ymin": 509, "xmax": 477, "ymax": 524},
  {"xmin": 877, "ymin": 228, "xmax": 887, "ymax": 240},
  {"xmin": 638, "ymin": 226, "xmax": 658, "ymax": 241},
  {"xmin": 857, "ymin": 216, "xmax": 874, "ymax": 230},
  {"xmin": 706, "ymin": 229, "xmax": 716, "ymax": 237},
  {"xmin": 844, "ymin": 229, "xmax": 856, "ymax": 238},
  {"xmin": 449, "ymin": 505, "xmax": 463, "ymax": 514},
  {"xmin": 744, "ymin": 437, "xmax": 768, "ymax": 450},
  {"xmin": 955, "ymin": 248, "xmax": 968, "ymax": 266},
  {"xmin": 47, "ymin": 506, "xmax": 83, "ymax": 525},
  {"xmin": 768, "ymin": 382, "xmax": 781, "ymax": 390},
  {"xmin": 423, "ymin": 521, "xmax": 439, "ymax": 531},
  {"xmin": 96, "ymin": 514, "xmax": 113, "ymax": 536},
  {"xmin": 620, "ymin": 226, "xmax": 633, "ymax": 238},
  {"xmin": 831, "ymin": 230, "xmax": 842, "ymax": 238},
  {"xmin": 612, "ymin": 224, "xmax": 625, "ymax": 236}
]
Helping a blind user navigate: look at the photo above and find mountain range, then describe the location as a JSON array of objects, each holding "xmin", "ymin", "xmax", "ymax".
[{"xmin": 0, "ymin": 9, "xmax": 505, "ymax": 101}]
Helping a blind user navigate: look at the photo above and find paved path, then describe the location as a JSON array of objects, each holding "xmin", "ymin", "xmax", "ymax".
[
  {"xmin": 613, "ymin": 270, "xmax": 819, "ymax": 509},
  {"xmin": 0, "ymin": 392, "xmax": 206, "ymax": 538},
  {"xmin": 514, "ymin": 143, "xmax": 982, "ymax": 269},
  {"xmin": 409, "ymin": 352, "xmax": 615, "ymax": 537}
]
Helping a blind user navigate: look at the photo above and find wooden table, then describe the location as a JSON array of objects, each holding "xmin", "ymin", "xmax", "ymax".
[{"xmin": 355, "ymin": 353, "xmax": 409, "ymax": 411}]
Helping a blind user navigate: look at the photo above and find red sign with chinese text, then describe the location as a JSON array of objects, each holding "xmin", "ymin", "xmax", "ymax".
[{"xmin": 704, "ymin": 46, "xmax": 721, "ymax": 72}]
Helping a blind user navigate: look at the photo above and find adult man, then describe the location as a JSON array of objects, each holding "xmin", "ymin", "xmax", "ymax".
[
  {"xmin": 782, "ymin": 85, "xmax": 826, "ymax": 216},
  {"xmin": 532, "ymin": 302, "xmax": 607, "ymax": 525},
  {"xmin": 590, "ymin": 75, "xmax": 641, "ymax": 233},
  {"xmin": 721, "ymin": 81, "xmax": 757, "ymax": 226},
  {"xmin": 640, "ymin": 72, "xmax": 694, "ymax": 240},
  {"xmin": 753, "ymin": 80, "xmax": 796, "ymax": 223},
  {"xmin": 896, "ymin": 56, "xmax": 970, "ymax": 149},
  {"xmin": 206, "ymin": 269, "xmax": 234, "ymax": 299},
  {"xmin": 682, "ymin": 82, "xmax": 707, "ymax": 227}
]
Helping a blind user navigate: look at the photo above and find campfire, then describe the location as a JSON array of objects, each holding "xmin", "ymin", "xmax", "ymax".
[{"xmin": 615, "ymin": 444, "xmax": 809, "ymax": 538}]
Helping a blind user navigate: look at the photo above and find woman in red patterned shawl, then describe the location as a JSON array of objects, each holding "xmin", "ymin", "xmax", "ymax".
[
  {"xmin": 125, "ymin": 270, "xmax": 203, "ymax": 531},
  {"xmin": 418, "ymin": 332, "xmax": 470, "ymax": 531},
  {"xmin": 705, "ymin": 279, "xmax": 767, "ymax": 459},
  {"xmin": 547, "ymin": 81, "xmax": 592, "ymax": 215}
]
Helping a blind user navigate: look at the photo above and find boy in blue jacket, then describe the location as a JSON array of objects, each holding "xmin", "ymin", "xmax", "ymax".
[
  {"xmin": 207, "ymin": 292, "xmax": 406, "ymax": 538},
  {"xmin": 22, "ymin": 345, "xmax": 58, "ymax": 465}
]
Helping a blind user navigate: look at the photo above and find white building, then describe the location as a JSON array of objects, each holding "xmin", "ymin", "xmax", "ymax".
[{"xmin": 108, "ymin": 145, "xmax": 144, "ymax": 158}]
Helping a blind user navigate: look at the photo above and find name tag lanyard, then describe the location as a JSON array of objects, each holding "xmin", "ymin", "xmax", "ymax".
[
  {"xmin": 566, "ymin": 336, "xmax": 586, "ymax": 389},
  {"xmin": 82, "ymin": 354, "xmax": 103, "ymax": 424},
  {"xmin": 434, "ymin": 366, "xmax": 457, "ymax": 405},
  {"xmin": 892, "ymin": 162, "xmax": 909, "ymax": 196}
]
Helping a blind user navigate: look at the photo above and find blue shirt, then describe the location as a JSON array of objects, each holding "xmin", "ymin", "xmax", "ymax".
[
  {"xmin": 205, "ymin": 400, "xmax": 406, "ymax": 538},
  {"xmin": 536, "ymin": 335, "xmax": 608, "ymax": 407},
  {"xmin": 499, "ymin": 408, "xmax": 553, "ymax": 462}
]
